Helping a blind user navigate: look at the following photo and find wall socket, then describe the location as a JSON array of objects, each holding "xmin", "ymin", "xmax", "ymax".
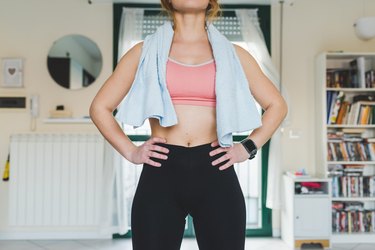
[{"xmin": 289, "ymin": 128, "xmax": 302, "ymax": 139}]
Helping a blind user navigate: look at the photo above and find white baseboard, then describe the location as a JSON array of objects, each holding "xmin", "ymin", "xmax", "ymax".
[{"xmin": 0, "ymin": 231, "xmax": 112, "ymax": 240}]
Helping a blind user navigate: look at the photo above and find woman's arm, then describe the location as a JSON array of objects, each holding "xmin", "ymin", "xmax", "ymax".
[
  {"xmin": 89, "ymin": 42, "xmax": 169, "ymax": 166},
  {"xmin": 234, "ymin": 44, "xmax": 288, "ymax": 149},
  {"xmin": 210, "ymin": 44, "xmax": 288, "ymax": 170}
]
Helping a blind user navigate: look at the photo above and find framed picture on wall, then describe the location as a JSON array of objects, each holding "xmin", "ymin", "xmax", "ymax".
[{"xmin": 2, "ymin": 58, "xmax": 23, "ymax": 88}]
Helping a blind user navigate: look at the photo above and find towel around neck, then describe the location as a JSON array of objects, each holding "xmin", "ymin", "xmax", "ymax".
[{"xmin": 115, "ymin": 20, "xmax": 262, "ymax": 147}]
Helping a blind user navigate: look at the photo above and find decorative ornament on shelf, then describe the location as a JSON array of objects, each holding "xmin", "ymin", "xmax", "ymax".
[
  {"xmin": 354, "ymin": 16, "xmax": 375, "ymax": 40},
  {"xmin": 49, "ymin": 105, "xmax": 73, "ymax": 118}
]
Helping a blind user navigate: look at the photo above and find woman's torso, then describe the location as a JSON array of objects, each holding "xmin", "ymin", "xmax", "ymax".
[
  {"xmin": 149, "ymin": 105, "xmax": 217, "ymax": 147},
  {"xmin": 149, "ymin": 38, "xmax": 217, "ymax": 147}
]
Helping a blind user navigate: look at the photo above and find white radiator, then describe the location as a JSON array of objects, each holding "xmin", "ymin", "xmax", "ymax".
[{"xmin": 9, "ymin": 133, "xmax": 105, "ymax": 227}]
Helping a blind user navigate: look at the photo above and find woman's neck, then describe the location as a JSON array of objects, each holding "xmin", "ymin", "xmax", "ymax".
[{"xmin": 173, "ymin": 13, "xmax": 208, "ymax": 42}]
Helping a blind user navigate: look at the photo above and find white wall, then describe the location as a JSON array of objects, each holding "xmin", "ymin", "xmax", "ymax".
[
  {"xmin": 269, "ymin": 0, "xmax": 375, "ymax": 233},
  {"xmin": 1, "ymin": 0, "xmax": 375, "ymax": 238},
  {"xmin": 0, "ymin": 0, "xmax": 112, "ymax": 235},
  {"xmin": 278, "ymin": 0, "xmax": 375, "ymax": 175}
]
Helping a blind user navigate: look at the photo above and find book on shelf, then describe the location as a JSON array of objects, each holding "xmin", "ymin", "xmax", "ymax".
[
  {"xmin": 326, "ymin": 91, "xmax": 375, "ymax": 125},
  {"xmin": 329, "ymin": 164, "xmax": 375, "ymax": 198},
  {"xmin": 341, "ymin": 128, "xmax": 367, "ymax": 133},
  {"xmin": 326, "ymin": 134, "xmax": 375, "ymax": 162},
  {"xmin": 326, "ymin": 68, "xmax": 352, "ymax": 88},
  {"xmin": 329, "ymin": 91, "xmax": 345, "ymax": 124},
  {"xmin": 332, "ymin": 201, "xmax": 375, "ymax": 233},
  {"xmin": 366, "ymin": 70, "xmax": 375, "ymax": 88}
]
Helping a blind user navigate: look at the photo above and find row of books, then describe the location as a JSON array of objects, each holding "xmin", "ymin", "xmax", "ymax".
[
  {"xmin": 329, "ymin": 164, "xmax": 375, "ymax": 197},
  {"xmin": 327, "ymin": 91, "xmax": 375, "ymax": 125},
  {"xmin": 327, "ymin": 140, "xmax": 375, "ymax": 162},
  {"xmin": 331, "ymin": 175, "xmax": 375, "ymax": 198},
  {"xmin": 332, "ymin": 207, "xmax": 375, "ymax": 233},
  {"xmin": 326, "ymin": 56, "xmax": 375, "ymax": 88}
]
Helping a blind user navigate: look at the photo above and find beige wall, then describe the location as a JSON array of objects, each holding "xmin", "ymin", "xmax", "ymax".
[
  {"xmin": 1, "ymin": 0, "xmax": 375, "ymax": 236},
  {"xmin": 269, "ymin": 0, "xmax": 375, "ymax": 233},
  {"xmin": 277, "ymin": 0, "xmax": 375, "ymax": 176},
  {"xmin": 0, "ymin": 0, "xmax": 112, "ymax": 232}
]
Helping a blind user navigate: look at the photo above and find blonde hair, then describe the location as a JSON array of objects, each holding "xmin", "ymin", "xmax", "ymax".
[{"xmin": 160, "ymin": 0, "xmax": 221, "ymax": 25}]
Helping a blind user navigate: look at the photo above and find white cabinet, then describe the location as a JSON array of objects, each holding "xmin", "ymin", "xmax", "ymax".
[
  {"xmin": 294, "ymin": 198, "xmax": 331, "ymax": 237},
  {"xmin": 281, "ymin": 175, "xmax": 331, "ymax": 249}
]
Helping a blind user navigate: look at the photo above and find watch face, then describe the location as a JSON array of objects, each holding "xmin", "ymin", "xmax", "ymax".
[
  {"xmin": 241, "ymin": 139, "xmax": 257, "ymax": 159},
  {"xmin": 244, "ymin": 139, "xmax": 256, "ymax": 151}
]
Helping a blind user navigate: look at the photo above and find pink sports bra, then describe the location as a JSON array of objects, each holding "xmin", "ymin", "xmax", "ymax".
[{"xmin": 166, "ymin": 57, "xmax": 216, "ymax": 107}]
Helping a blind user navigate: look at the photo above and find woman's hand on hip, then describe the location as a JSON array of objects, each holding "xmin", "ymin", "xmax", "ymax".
[
  {"xmin": 209, "ymin": 140, "xmax": 250, "ymax": 171},
  {"xmin": 128, "ymin": 137, "xmax": 169, "ymax": 167}
]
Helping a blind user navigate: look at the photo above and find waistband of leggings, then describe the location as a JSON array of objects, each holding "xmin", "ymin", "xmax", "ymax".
[{"xmin": 154, "ymin": 141, "xmax": 220, "ymax": 152}]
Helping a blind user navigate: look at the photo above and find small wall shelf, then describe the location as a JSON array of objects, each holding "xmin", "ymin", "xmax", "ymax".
[{"xmin": 44, "ymin": 118, "xmax": 92, "ymax": 124}]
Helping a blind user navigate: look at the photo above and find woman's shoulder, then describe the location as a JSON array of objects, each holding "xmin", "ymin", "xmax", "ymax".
[
  {"xmin": 232, "ymin": 43, "xmax": 259, "ymax": 69},
  {"xmin": 118, "ymin": 41, "xmax": 144, "ymax": 64},
  {"xmin": 127, "ymin": 41, "xmax": 144, "ymax": 54}
]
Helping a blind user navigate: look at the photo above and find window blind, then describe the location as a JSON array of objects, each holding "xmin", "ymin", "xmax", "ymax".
[{"xmin": 141, "ymin": 10, "xmax": 260, "ymax": 41}]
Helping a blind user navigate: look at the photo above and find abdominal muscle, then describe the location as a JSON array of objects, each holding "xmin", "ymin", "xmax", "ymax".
[{"xmin": 149, "ymin": 104, "xmax": 218, "ymax": 147}]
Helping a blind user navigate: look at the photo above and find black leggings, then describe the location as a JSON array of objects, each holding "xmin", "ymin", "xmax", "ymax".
[{"xmin": 131, "ymin": 141, "xmax": 246, "ymax": 250}]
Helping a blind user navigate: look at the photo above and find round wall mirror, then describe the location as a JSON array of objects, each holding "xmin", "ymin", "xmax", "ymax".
[{"xmin": 47, "ymin": 34, "xmax": 102, "ymax": 90}]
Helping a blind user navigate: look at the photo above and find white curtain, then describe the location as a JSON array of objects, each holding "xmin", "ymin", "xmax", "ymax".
[
  {"xmin": 98, "ymin": 141, "xmax": 124, "ymax": 236},
  {"xmin": 99, "ymin": 8, "xmax": 145, "ymax": 236},
  {"xmin": 117, "ymin": 8, "xmax": 144, "ymax": 60},
  {"xmin": 235, "ymin": 9, "xmax": 288, "ymax": 210},
  {"xmin": 114, "ymin": 8, "xmax": 145, "ymax": 235}
]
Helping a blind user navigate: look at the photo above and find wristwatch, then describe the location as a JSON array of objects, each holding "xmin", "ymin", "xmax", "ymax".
[{"xmin": 240, "ymin": 138, "xmax": 258, "ymax": 160}]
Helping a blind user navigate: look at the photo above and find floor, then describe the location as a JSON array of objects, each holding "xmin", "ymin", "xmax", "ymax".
[{"xmin": 0, "ymin": 238, "xmax": 374, "ymax": 250}]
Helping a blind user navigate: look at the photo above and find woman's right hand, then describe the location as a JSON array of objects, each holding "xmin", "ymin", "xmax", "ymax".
[{"xmin": 127, "ymin": 137, "xmax": 170, "ymax": 167}]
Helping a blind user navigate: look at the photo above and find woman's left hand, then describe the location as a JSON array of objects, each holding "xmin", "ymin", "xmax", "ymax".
[{"xmin": 209, "ymin": 140, "xmax": 251, "ymax": 171}]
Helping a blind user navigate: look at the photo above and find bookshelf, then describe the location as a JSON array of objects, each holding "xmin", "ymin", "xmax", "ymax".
[{"xmin": 315, "ymin": 52, "xmax": 375, "ymax": 244}]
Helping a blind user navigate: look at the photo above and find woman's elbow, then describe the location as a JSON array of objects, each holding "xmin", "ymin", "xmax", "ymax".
[
  {"xmin": 280, "ymin": 97, "xmax": 288, "ymax": 119},
  {"xmin": 89, "ymin": 100, "xmax": 96, "ymax": 119},
  {"xmin": 89, "ymin": 99, "xmax": 103, "ymax": 121}
]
